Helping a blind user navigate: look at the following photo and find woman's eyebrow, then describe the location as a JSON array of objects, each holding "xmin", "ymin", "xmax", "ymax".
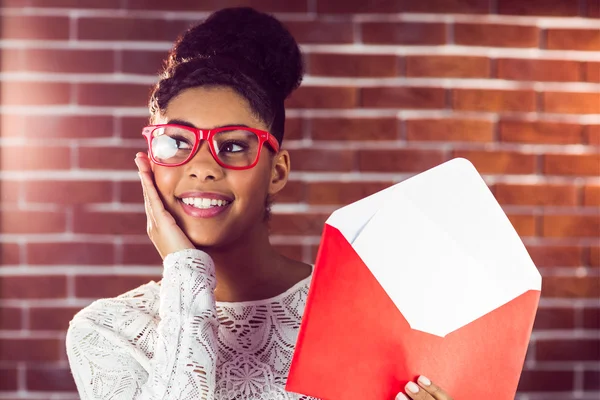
[{"xmin": 166, "ymin": 119, "xmax": 251, "ymax": 129}]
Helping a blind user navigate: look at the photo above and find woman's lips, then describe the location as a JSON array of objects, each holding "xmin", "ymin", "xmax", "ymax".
[{"xmin": 178, "ymin": 198, "xmax": 231, "ymax": 218}]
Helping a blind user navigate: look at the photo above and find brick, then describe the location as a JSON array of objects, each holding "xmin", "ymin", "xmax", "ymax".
[
  {"xmin": 402, "ymin": 0, "xmax": 490, "ymax": 13},
  {"xmin": 588, "ymin": 246, "xmax": 600, "ymax": 267},
  {"xmin": 507, "ymin": 214, "xmax": 537, "ymax": 237},
  {"xmin": 0, "ymin": 114, "xmax": 25, "ymax": 137},
  {"xmin": 73, "ymin": 210, "xmax": 146, "ymax": 235},
  {"xmin": 29, "ymin": 307, "xmax": 80, "ymax": 331},
  {"xmin": 311, "ymin": 117, "xmax": 398, "ymax": 141},
  {"xmin": 543, "ymin": 153, "xmax": 600, "ymax": 176},
  {"xmin": 23, "ymin": 180, "xmax": 113, "ymax": 204},
  {"xmin": 546, "ymin": 29, "xmax": 600, "ymax": 51},
  {"xmin": 499, "ymin": 120, "xmax": 584, "ymax": 145},
  {"xmin": 362, "ymin": 22, "xmax": 446, "ymax": 45},
  {"xmin": 583, "ymin": 307, "xmax": 600, "ymax": 329},
  {"xmin": 406, "ymin": 56, "xmax": 490, "ymax": 78},
  {"xmin": 584, "ymin": 125, "xmax": 600, "ymax": 145},
  {"xmin": 451, "ymin": 150, "xmax": 537, "ymax": 174},
  {"xmin": 497, "ymin": 58, "xmax": 581, "ymax": 82},
  {"xmin": 543, "ymin": 92, "xmax": 600, "ymax": 114},
  {"xmin": 406, "ymin": 119, "xmax": 494, "ymax": 142},
  {"xmin": 127, "ymin": 0, "xmax": 307, "ymax": 12},
  {"xmin": 454, "ymin": 23, "xmax": 539, "ymax": 48},
  {"xmin": 316, "ymin": 0, "xmax": 403, "ymax": 13},
  {"xmin": 75, "ymin": 275, "xmax": 159, "ymax": 299},
  {"xmin": 274, "ymin": 181, "xmax": 306, "ymax": 203},
  {"xmin": 26, "ymin": 242, "xmax": 115, "ymax": 265},
  {"xmin": 11, "ymin": 0, "xmax": 121, "ymax": 7},
  {"xmin": 498, "ymin": 0, "xmax": 579, "ymax": 16},
  {"xmin": 270, "ymin": 213, "xmax": 328, "ymax": 236},
  {"xmin": 584, "ymin": 62, "xmax": 600, "ymax": 83},
  {"xmin": 584, "ymin": 369, "xmax": 600, "ymax": 390},
  {"xmin": 0, "ymin": 367, "xmax": 18, "ymax": 390},
  {"xmin": 78, "ymin": 146, "xmax": 139, "ymax": 170},
  {"xmin": 22, "ymin": 49, "xmax": 115, "ymax": 74},
  {"xmin": 587, "ymin": 0, "xmax": 600, "ymax": 17},
  {"xmin": 78, "ymin": 17, "xmax": 188, "ymax": 41},
  {"xmin": 23, "ymin": 114, "xmax": 115, "ymax": 139},
  {"xmin": 307, "ymin": 181, "xmax": 393, "ymax": 205},
  {"xmin": 2, "ymin": 16, "xmax": 70, "ymax": 40},
  {"xmin": 76, "ymin": 83, "xmax": 152, "ymax": 107},
  {"xmin": 0, "ymin": 338, "xmax": 62, "ymax": 362},
  {"xmin": 119, "ymin": 180, "xmax": 143, "ymax": 204},
  {"xmin": 532, "ymin": 308, "xmax": 575, "ymax": 330},
  {"xmin": 0, "ymin": 145, "xmax": 71, "ymax": 171},
  {"xmin": 286, "ymin": 87, "xmax": 358, "ymax": 109},
  {"xmin": 0, "ymin": 81, "xmax": 70, "ymax": 106},
  {"xmin": 120, "ymin": 116, "xmax": 150, "ymax": 139},
  {"xmin": 285, "ymin": 118, "xmax": 304, "ymax": 141},
  {"xmin": 0, "ymin": 307, "xmax": 22, "ymax": 330},
  {"xmin": 584, "ymin": 185, "xmax": 600, "ymax": 206},
  {"xmin": 495, "ymin": 183, "xmax": 578, "ymax": 206},
  {"xmin": 1, "ymin": 49, "xmax": 21, "ymax": 72},
  {"xmin": 526, "ymin": 245, "xmax": 583, "ymax": 267},
  {"xmin": 0, "ymin": 210, "xmax": 67, "ymax": 234},
  {"xmin": 516, "ymin": 370, "xmax": 574, "ymax": 391},
  {"xmin": 542, "ymin": 215, "xmax": 600, "ymax": 238},
  {"xmin": 27, "ymin": 366, "xmax": 77, "ymax": 391},
  {"xmin": 1, "ymin": 180, "xmax": 20, "ymax": 204},
  {"xmin": 284, "ymin": 21, "xmax": 354, "ymax": 44},
  {"xmin": 288, "ymin": 149, "xmax": 356, "ymax": 172},
  {"xmin": 537, "ymin": 338, "xmax": 600, "ymax": 361},
  {"xmin": 272, "ymin": 244, "xmax": 304, "ymax": 261},
  {"xmin": 453, "ymin": 89, "xmax": 536, "ymax": 112},
  {"xmin": 122, "ymin": 243, "xmax": 162, "ymax": 265},
  {"xmin": 121, "ymin": 50, "xmax": 167, "ymax": 75},
  {"xmin": 358, "ymin": 149, "xmax": 445, "ymax": 172},
  {"xmin": 0, "ymin": 276, "xmax": 67, "ymax": 299},
  {"xmin": 361, "ymin": 87, "xmax": 446, "ymax": 109},
  {"xmin": 0, "ymin": 243, "xmax": 20, "ymax": 265},
  {"xmin": 309, "ymin": 54, "xmax": 399, "ymax": 77}
]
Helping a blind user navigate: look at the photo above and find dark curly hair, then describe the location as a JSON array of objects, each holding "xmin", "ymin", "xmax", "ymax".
[{"xmin": 149, "ymin": 7, "xmax": 304, "ymax": 145}]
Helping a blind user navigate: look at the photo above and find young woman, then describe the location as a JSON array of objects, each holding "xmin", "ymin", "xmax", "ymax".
[{"xmin": 66, "ymin": 7, "xmax": 454, "ymax": 400}]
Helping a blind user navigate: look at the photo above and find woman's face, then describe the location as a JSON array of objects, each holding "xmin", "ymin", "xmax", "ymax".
[{"xmin": 151, "ymin": 86, "xmax": 289, "ymax": 248}]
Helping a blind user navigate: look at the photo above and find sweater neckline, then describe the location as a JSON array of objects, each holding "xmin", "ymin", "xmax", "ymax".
[{"xmin": 215, "ymin": 264, "xmax": 314, "ymax": 308}]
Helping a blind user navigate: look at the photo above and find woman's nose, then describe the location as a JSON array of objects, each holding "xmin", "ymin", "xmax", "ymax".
[{"xmin": 184, "ymin": 140, "xmax": 224, "ymax": 180}]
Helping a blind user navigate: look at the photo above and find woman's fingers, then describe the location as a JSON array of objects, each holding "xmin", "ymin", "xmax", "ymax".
[
  {"xmin": 396, "ymin": 376, "xmax": 453, "ymax": 400},
  {"xmin": 134, "ymin": 153, "xmax": 195, "ymax": 259}
]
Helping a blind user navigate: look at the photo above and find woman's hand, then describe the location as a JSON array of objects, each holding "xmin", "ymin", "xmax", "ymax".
[
  {"xmin": 396, "ymin": 376, "xmax": 453, "ymax": 400},
  {"xmin": 135, "ymin": 152, "xmax": 195, "ymax": 259}
]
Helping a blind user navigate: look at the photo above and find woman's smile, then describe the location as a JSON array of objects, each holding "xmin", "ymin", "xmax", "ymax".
[{"xmin": 177, "ymin": 191, "xmax": 234, "ymax": 218}]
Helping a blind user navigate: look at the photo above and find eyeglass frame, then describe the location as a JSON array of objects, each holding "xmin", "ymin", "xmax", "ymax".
[{"xmin": 142, "ymin": 124, "xmax": 281, "ymax": 170}]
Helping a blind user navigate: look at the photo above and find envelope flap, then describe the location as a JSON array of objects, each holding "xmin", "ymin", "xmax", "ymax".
[
  {"xmin": 351, "ymin": 158, "xmax": 542, "ymax": 337},
  {"xmin": 326, "ymin": 183, "xmax": 398, "ymax": 244}
]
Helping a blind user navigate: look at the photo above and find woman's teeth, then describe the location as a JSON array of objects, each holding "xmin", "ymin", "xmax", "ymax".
[{"xmin": 181, "ymin": 198, "xmax": 230, "ymax": 209}]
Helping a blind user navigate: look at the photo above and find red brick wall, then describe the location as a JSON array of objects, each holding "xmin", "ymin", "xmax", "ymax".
[{"xmin": 0, "ymin": 0, "xmax": 599, "ymax": 398}]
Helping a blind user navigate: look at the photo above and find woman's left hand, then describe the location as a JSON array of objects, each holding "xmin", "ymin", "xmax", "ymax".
[{"xmin": 395, "ymin": 376, "xmax": 453, "ymax": 400}]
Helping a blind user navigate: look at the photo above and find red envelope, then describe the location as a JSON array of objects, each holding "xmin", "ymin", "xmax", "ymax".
[{"xmin": 286, "ymin": 158, "xmax": 542, "ymax": 400}]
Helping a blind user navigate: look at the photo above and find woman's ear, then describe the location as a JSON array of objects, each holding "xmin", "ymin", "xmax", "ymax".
[{"xmin": 268, "ymin": 150, "xmax": 290, "ymax": 196}]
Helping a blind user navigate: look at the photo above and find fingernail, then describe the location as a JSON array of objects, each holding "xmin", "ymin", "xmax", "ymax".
[
  {"xmin": 418, "ymin": 375, "xmax": 431, "ymax": 386},
  {"xmin": 395, "ymin": 393, "xmax": 409, "ymax": 400},
  {"xmin": 406, "ymin": 381, "xmax": 419, "ymax": 394}
]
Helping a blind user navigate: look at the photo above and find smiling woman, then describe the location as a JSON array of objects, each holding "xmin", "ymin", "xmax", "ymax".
[{"xmin": 65, "ymin": 7, "xmax": 317, "ymax": 400}]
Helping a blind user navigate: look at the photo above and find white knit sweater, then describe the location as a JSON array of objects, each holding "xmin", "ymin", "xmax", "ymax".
[{"xmin": 66, "ymin": 249, "xmax": 317, "ymax": 400}]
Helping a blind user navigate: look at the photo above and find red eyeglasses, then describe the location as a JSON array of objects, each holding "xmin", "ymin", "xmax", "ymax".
[{"xmin": 142, "ymin": 124, "xmax": 280, "ymax": 170}]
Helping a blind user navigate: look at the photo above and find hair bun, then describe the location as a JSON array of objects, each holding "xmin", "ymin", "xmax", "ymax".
[{"xmin": 167, "ymin": 7, "xmax": 303, "ymax": 100}]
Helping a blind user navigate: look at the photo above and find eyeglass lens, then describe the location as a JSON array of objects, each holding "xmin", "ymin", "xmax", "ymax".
[{"xmin": 150, "ymin": 126, "xmax": 260, "ymax": 167}]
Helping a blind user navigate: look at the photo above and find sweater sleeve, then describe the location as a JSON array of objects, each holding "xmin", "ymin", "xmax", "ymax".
[{"xmin": 66, "ymin": 249, "xmax": 218, "ymax": 400}]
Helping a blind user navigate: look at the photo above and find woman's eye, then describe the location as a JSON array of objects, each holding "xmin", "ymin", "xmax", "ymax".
[
  {"xmin": 170, "ymin": 136, "xmax": 192, "ymax": 149},
  {"xmin": 221, "ymin": 141, "xmax": 245, "ymax": 153}
]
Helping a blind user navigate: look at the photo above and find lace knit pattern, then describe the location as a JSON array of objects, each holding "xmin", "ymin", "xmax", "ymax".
[{"xmin": 66, "ymin": 249, "xmax": 317, "ymax": 400}]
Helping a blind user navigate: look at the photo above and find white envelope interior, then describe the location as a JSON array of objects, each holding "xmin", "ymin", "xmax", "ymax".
[{"xmin": 327, "ymin": 158, "xmax": 542, "ymax": 337}]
